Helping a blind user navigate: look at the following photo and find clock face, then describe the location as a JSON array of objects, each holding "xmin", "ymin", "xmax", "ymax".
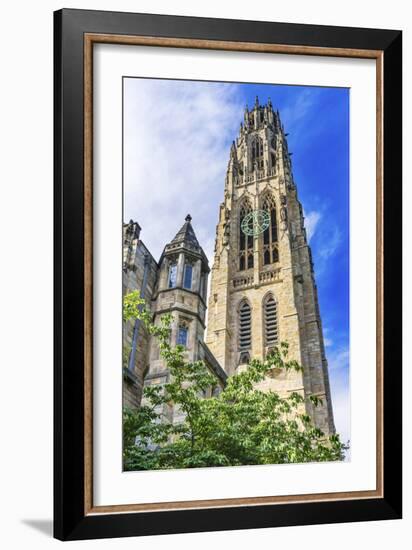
[{"xmin": 241, "ymin": 210, "xmax": 270, "ymax": 236}]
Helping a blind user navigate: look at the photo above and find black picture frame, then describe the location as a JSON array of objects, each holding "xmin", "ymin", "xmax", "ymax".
[{"xmin": 54, "ymin": 8, "xmax": 402, "ymax": 541}]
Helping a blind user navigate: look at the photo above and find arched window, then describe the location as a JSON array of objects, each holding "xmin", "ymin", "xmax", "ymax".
[
  {"xmin": 239, "ymin": 200, "xmax": 254, "ymax": 271},
  {"xmin": 270, "ymin": 153, "xmax": 276, "ymax": 171},
  {"xmin": 264, "ymin": 295, "xmax": 278, "ymax": 346},
  {"xmin": 239, "ymin": 301, "xmax": 252, "ymax": 351},
  {"xmin": 262, "ymin": 194, "xmax": 279, "ymax": 265},
  {"xmin": 251, "ymin": 136, "xmax": 264, "ymax": 166}
]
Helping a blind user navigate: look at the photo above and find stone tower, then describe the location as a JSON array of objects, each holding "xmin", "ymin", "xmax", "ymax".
[
  {"xmin": 205, "ymin": 97, "xmax": 335, "ymax": 435},
  {"xmin": 143, "ymin": 215, "xmax": 225, "ymax": 423}
]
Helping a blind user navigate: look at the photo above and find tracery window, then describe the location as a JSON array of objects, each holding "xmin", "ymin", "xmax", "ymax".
[
  {"xmin": 239, "ymin": 301, "xmax": 252, "ymax": 351},
  {"xmin": 251, "ymin": 136, "xmax": 264, "ymax": 166},
  {"xmin": 239, "ymin": 200, "xmax": 254, "ymax": 271},
  {"xmin": 262, "ymin": 194, "xmax": 279, "ymax": 265}
]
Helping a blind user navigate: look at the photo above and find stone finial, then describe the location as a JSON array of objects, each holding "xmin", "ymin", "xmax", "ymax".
[{"xmin": 185, "ymin": 214, "xmax": 192, "ymax": 222}]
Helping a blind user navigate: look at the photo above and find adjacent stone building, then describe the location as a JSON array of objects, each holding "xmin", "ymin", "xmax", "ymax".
[
  {"xmin": 122, "ymin": 221, "xmax": 158, "ymax": 408},
  {"xmin": 123, "ymin": 98, "xmax": 335, "ymax": 436},
  {"xmin": 123, "ymin": 216, "xmax": 227, "ymax": 420}
]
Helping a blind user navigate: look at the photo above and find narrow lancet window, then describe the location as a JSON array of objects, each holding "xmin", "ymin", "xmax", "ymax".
[
  {"xmin": 239, "ymin": 301, "xmax": 252, "ymax": 351},
  {"xmin": 239, "ymin": 201, "xmax": 254, "ymax": 271},
  {"xmin": 168, "ymin": 264, "xmax": 177, "ymax": 288},
  {"xmin": 177, "ymin": 325, "xmax": 188, "ymax": 347},
  {"xmin": 270, "ymin": 153, "xmax": 276, "ymax": 172},
  {"xmin": 262, "ymin": 195, "xmax": 279, "ymax": 265},
  {"xmin": 264, "ymin": 295, "xmax": 278, "ymax": 346},
  {"xmin": 251, "ymin": 136, "xmax": 264, "ymax": 169},
  {"xmin": 183, "ymin": 264, "xmax": 192, "ymax": 290}
]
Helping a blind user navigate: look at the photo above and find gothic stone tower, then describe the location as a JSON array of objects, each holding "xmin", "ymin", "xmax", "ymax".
[
  {"xmin": 206, "ymin": 97, "xmax": 335, "ymax": 435},
  {"xmin": 144, "ymin": 215, "xmax": 225, "ymax": 423}
]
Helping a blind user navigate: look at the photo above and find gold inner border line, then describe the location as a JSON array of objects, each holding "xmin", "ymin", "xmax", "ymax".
[{"xmin": 84, "ymin": 32, "xmax": 384, "ymax": 516}]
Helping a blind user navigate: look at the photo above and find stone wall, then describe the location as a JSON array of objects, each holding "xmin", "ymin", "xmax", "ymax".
[{"xmin": 123, "ymin": 221, "xmax": 159, "ymax": 409}]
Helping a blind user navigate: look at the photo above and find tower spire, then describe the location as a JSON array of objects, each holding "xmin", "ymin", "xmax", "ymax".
[{"xmin": 169, "ymin": 214, "xmax": 199, "ymax": 249}]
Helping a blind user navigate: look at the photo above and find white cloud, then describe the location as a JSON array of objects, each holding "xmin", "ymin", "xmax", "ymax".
[
  {"xmin": 311, "ymin": 222, "xmax": 343, "ymax": 279},
  {"xmin": 304, "ymin": 210, "xmax": 321, "ymax": 242},
  {"xmin": 328, "ymin": 347, "xmax": 350, "ymax": 372},
  {"xmin": 281, "ymin": 88, "xmax": 318, "ymax": 130},
  {"xmin": 319, "ymin": 225, "xmax": 342, "ymax": 259},
  {"xmin": 322, "ymin": 327, "xmax": 333, "ymax": 348},
  {"xmin": 124, "ymin": 78, "xmax": 244, "ymax": 262}
]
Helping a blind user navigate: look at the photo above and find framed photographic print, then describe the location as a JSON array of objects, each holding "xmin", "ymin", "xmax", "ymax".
[{"xmin": 54, "ymin": 8, "xmax": 402, "ymax": 541}]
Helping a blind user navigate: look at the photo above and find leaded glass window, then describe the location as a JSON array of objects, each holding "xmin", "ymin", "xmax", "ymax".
[
  {"xmin": 177, "ymin": 325, "xmax": 188, "ymax": 347},
  {"xmin": 168, "ymin": 264, "xmax": 177, "ymax": 288},
  {"xmin": 183, "ymin": 264, "xmax": 192, "ymax": 290}
]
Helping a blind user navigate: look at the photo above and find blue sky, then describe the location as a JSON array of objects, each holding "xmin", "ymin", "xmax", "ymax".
[{"xmin": 124, "ymin": 78, "xmax": 350, "ymax": 448}]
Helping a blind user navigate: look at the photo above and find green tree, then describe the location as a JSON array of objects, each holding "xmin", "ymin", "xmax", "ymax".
[{"xmin": 123, "ymin": 290, "xmax": 347, "ymax": 471}]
